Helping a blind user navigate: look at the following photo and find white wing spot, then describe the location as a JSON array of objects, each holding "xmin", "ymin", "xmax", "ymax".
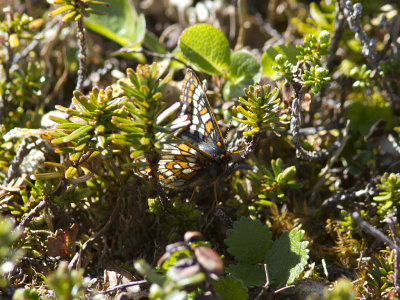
[
  {"xmin": 201, "ymin": 113, "xmax": 210, "ymax": 123},
  {"xmin": 192, "ymin": 116, "xmax": 199, "ymax": 125},
  {"xmin": 182, "ymin": 168, "xmax": 193, "ymax": 174},
  {"xmin": 186, "ymin": 156, "xmax": 197, "ymax": 163},
  {"xmin": 164, "ymin": 170, "xmax": 174, "ymax": 177}
]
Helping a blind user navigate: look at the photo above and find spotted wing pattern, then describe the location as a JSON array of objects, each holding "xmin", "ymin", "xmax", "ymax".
[
  {"xmin": 134, "ymin": 69, "xmax": 229, "ymax": 189},
  {"xmin": 178, "ymin": 69, "xmax": 226, "ymax": 157},
  {"xmin": 134, "ymin": 141, "xmax": 224, "ymax": 188}
]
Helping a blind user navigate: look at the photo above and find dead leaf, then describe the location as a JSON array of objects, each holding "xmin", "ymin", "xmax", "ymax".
[{"xmin": 47, "ymin": 224, "xmax": 78, "ymax": 258}]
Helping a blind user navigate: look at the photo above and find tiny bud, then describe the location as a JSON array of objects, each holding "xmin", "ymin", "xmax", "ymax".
[
  {"xmin": 319, "ymin": 30, "xmax": 330, "ymax": 44},
  {"xmin": 140, "ymin": 137, "xmax": 150, "ymax": 146},
  {"xmin": 349, "ymin": 67, "xmax": 358, "ymax": 77},
  {"xmin": 9, "ymin": 33, "xmax": 19, "ymax": 48},
  {"xmin": 316, "ymin": 67, "xmax": 327, "ymax": 77},
  {"xmin": 29, "ymin": 18, "xmax": 44, "ymax": 30},
  {"xmin": 275, "ymin": 54, "xmax": 285, "ymax": 64}
]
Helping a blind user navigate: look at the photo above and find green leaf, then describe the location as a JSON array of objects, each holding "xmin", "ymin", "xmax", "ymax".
[
  {"xmin": 225, "ymin": 217, "xmax": 273, "ymax": 264},
  {"xmin": 46, "ymin": 262, "xmax": 87, "ymax": 299},
  {"xmin": 224, "ymin": 50, "xmax": 262, "ymax": 98},
  {"xmin": 0, "ymin": 216, "xmax": 24, "ymax": 272},
  {"xmin": 56, "ymin": 123, "xmax": 87, "ymax": 130},
  {"xmin": 213, "ymin": 276, "xmax": 248, "ymax": 300},
  {"xmin": 52, "ymin": 125, "xmax": 93, "ymax": 144},
  {"xmin": 172, "ymin": 272, "xmax": 206, "ymax": 288},
  {"xmin": 143, "ymin": 31, "xmax": 166, "ymax": 54},
  {"xmin": 158, "ymin": 249, "xmax": 192, "ymax": 272},
  {"xmin": 309, "ymin": 2, "xmax": 331, "ymax": 29},
  {"xmin": 62, "ymin": 11, "xmax": 77, "ymax": 22},
  {"xmin": 179, "ymin": 24, "xmax": 230, "ymax": 75},
  {"xmin": 229, "ymin": 50, "xmax": 262, "ymax": 82},
  {"xmin": 261, "ymin": 45, "xmax": 299, "ymax": 76},
  {"xmin": 85, "ymin": 0, "xmax": 146, "ymax": 47},
  {"xmin": 134, "ymin": 259, "xmax": 165, "ymax": 285},
  {"xmin": 264, "ymin": 227, "xmax": 309, "ymax": 288},
  {"xmin": 50, "ymin": 5, "xmax": 75, "ymax": 17},
  {"xmin": 11, "ymin": 287, "xmax": 41, "ymax": 300},
  {"xmin": 48, "ymin": 115, "xmax": 69, "ymax": 124},
  {"xmin": 373, "ymin": 194, "xmax": 392, "ymax": 202},
  {"xmin": 225, "ymin": 263, "xmax": 266, "ymax": 288},
  {"xmin": 345, "ymin": 102, "xmax": 394, "ymax": 137}
]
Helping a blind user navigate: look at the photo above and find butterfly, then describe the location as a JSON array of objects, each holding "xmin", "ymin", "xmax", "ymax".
[{"xmin": 135, "ymin": 69, "xmax": 235, "ymax": 193}]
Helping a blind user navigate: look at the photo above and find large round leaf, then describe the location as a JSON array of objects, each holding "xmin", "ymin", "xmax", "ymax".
[
  {"xmin": 225, "ymin": 217, "xmax": 273, "ymax": 264},
  {"xmin": 179, "ymin": 24, "xmax": 230, "ymax": 75},
  {"xmin": 224, "ymin": 50, "xmax": 262, "ymax": 98},
  {"xmin": 85, "ymin": 0, "xmax": 145, "ymax": 47}
]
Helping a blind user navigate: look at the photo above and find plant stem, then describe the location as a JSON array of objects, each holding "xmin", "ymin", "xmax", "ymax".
[
  {"xmin": 352, "ymin": 211, "xmax": 400, "ymax": 252},
  {"xmin": 75, "ymin": 16, "xmax": 87, "ymax": 92}
]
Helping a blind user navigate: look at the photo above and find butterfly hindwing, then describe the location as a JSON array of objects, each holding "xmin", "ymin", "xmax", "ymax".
[{"xmin": 135, "ymin": 140, "xmax": 219, "ymax": 188}]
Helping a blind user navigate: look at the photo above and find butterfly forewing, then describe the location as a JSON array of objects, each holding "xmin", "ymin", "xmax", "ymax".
[{"xmin": 178, "ymin": 69, "xmax": 226, "ymax": 157}]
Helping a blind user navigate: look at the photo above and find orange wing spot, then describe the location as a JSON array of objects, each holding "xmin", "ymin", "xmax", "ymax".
[
  {"xmin": 188, "ymin": 90, "xmax": 193, "ymax": 97},
  {"xmin": 205, "ymin": 120, "xmax": 214, "ymax": 133},
  {"xmin": 190, "ymin": 83, "xmax": 195, "ymax": 91},
  {"xmin": 192, "ymin": 76, "xmax": 198, "ymax": 84},
  {"xmin": 166, "ymin": 162, "xmax": 175, "ymax": 169},
  {"xmin": 200, "ymin": 107, "xmax": 208, "ymax": 115},
  {"xmin": 178, "ymin": 143, "xmax": 190, "ymax": 152},
  {"xmin": 159, "ymin": 174, "xmax": 170, "ymax": 182},
  {"xmin": 177, "ymin": 161, "xmax": 189, "ymax": 168},
  {"xmin": 217, "ymin": 142, "xmax": 222, "ymax": 147}
]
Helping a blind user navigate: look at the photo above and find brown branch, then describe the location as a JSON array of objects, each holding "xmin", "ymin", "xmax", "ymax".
[
  {"xmin": 352, "ymin": 211, "xmax": 400, "ymax": 252},
  {"xmin": 326, "ymin": 0, "xmax": 346, "ymax": 72},
  {"xmin": 385, "ymin": 213, "xmax": 400, "ymax": 297},
  {"xmin": 98, "ymin": 280, "xmax": 148, "ymax": 294},
  {"xmin": 17, "ymin": 196, "xmax": 48, "ymax": 232},
  {"xmin": 4, "ymin": 137, "xmax": 31, "ymax": 185},
  {"xmin": 341, "ymin": 0, "xmax": 399, "ymax": 109},
  {"xmin": 75, "ymin": 16, "xmax": 87, "ymax": 92},
  {"xmin": 290, "ymin": 81, "xmax": 328, "ymax": 161},
  {"xmin": 234, "ymin": 0, "xmax": 247, "ymax": 51}
]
